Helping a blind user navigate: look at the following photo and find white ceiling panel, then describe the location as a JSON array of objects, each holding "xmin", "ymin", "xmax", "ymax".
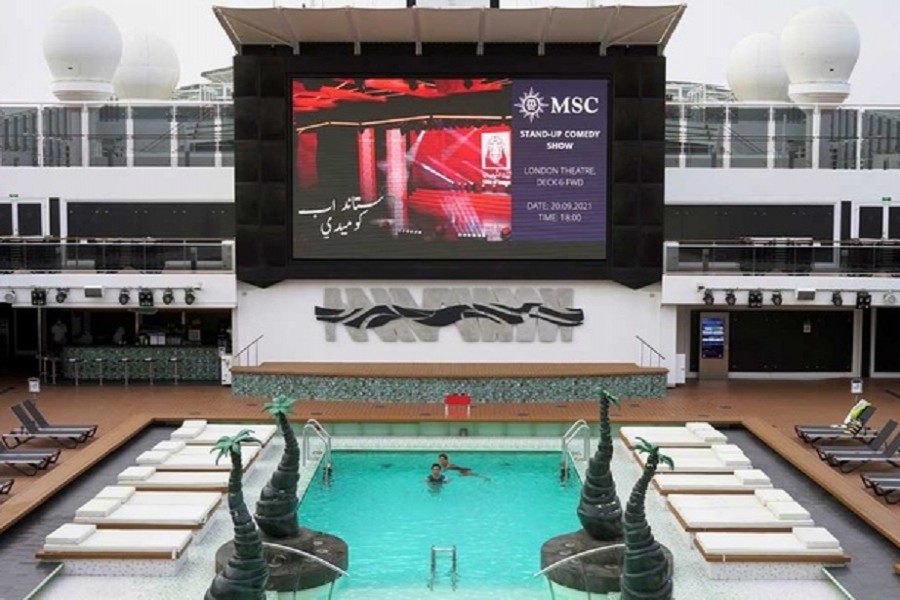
[
  {"xmin": 416, "ymin": 8, "xmax": 484, "ymax": 43},
  {"xmin": 213, "ymin": 5, "xmax": 686, "ymax": 50},
  {"xmin": 352, "ymin": 9, "xmax": 418, "ymax": 43},
  {"xmin": 482, "ymin": 8, "xmax": 547, "ymax": 43}
]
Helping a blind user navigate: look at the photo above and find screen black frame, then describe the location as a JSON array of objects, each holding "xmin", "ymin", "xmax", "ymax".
[{"xmin": 234, "ymin": 45, "xmax": 665, "ymax": 287}]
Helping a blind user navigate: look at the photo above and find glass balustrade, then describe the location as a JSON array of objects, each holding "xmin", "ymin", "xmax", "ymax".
[
  {"xmin": 0, "ymin": 239, "xmax": 234, "ymax": 273},
  {"xmin": 1, "ymin": 101, "xmax": 899, "ymax": 170},
  {"xmin": 664, "ymin": 240, "xmax": 900, "ymax": 276}
]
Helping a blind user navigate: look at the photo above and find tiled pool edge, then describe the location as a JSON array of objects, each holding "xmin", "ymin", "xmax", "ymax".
[{"xmin": 232, "ymin": 373, "xmax": 667, "ymax": 401}]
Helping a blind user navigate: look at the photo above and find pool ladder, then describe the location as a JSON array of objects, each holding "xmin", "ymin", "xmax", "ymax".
[
  {"xmin": 301, "ymin": 419, "xmax": 333, "ymax": 485},
  {"xmin": 560, "ymin": 419, "xmax": 591, "ymax": 483},
  {"xmin": 428, "ymin": 545, "xmax": 458, "ymax": 591}
]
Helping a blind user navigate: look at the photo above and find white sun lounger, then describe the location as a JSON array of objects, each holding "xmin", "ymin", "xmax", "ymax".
[
  {"xmin": 694, "ymin": 528, "xmax": 850, "ymax": 579},
  {"xmin": 171, "ymin": 420, "xmax": 278, "ymax": 445},
  {"xmin": 94, "ymin": 485, "xmax": 222, "ymax": 508},
  {"xmin": 620, "ymin": 422, "xmax": 728, "ymax": 448},
  {"xmin": 117, "ymin": 466, "xmax": 229, "ymax": 491},
  {"xmin": 73, "ymin": 487, "xmax": 222, "ymax": 532},
  {"xmin": 36, "ymin": 523, "xmax": 193, "ymax": 576},
  {"xmin": 135, "ymin": 440, "xmax": 259, "ymax": 471},
  {"xmin": 668, "ymin": 488, "xmax": 794, "ymax": 511},
  {"xmin": 653, "ymin": 470, "xmax": 773, "ymax": 495},
  {"xmin": 670, "ymin": 499, "xmax": 815, "ymax": 532},
  {"xmin": 636, "ymin": 445, "xmax": 752, "ymax": 473}
]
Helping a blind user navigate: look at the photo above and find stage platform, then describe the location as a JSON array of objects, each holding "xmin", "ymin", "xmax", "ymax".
[{"xmin": 230, "ymin": 362, "xmax": 668, "ymax": 402}]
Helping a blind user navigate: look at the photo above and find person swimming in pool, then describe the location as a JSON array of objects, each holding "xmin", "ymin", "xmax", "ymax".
[
  {"xmin": 438, "ymin": 453, "xmax": 490, "ymax": 480},
  {"xmin": 425, "ymin": 463, "xmax": 449, "ymax": 485}
]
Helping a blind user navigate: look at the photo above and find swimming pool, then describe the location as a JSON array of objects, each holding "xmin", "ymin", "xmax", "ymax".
[{"xmin": 299, "ymin": 451, "xmax": 580, "ymax": 596}]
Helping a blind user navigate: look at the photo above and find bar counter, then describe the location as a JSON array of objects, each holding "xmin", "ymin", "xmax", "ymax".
[{"xmin": 60, "ymin": 345, "xmax": 220, "ymax": 382}]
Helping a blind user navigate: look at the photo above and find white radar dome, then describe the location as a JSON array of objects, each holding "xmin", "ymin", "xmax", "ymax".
[
  {"xmin": 114, "ymin": 30, "xmax": 181, "ymax": 100},
  {"xmin": 726, "ymin": 32, "xmax": 790, "ymax": 102},
  {"xmin": 43, "ymin": 5, "xmax": 122, "ymax": 101},
  {"xmin": 781, "ymin": 7, "xmax": 860, "ymax": 104}
]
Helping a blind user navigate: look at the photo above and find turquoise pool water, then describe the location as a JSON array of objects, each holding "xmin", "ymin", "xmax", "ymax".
[{"xmin": 299, "ymin": 451, "xmax": 580, "ymax": 595}]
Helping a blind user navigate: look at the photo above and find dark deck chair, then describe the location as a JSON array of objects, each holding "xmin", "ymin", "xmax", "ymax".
[
  {"xmin": 825, "ymin": 431, "xmax": 900, "ymax": 472},
  {"xmin": 861, "ymin": 472, "xmax": 900, "ymax": 489},
  {"xmin": 2, "ymin": 405, "xmax": 91, "ymax": 449},
  {"xmin": 0, "ymin": 446, "xmax": 60, "ymax": 475},
  {"xmin": 23, "ymin": 399, "xmax": 97, "ymax": 438},
  {"xmin": 865, "ymin": 476, "xmax": 900, "ymax": 504},
  {"xmin": 0, "ymin": 478, "xmax": 12, "ymax": 495},
  {"xmin": 815, "ymin": 420, "xmax": 897, "ymax": 460},
  {"xmin": 795, "ymin": 405, "xmax": 877, "ymax": 443}
]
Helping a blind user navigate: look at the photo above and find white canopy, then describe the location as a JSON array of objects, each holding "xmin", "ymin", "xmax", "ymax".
[{"xmin": 213, "ymin": 5, "xmax": 685, "ymax": 52}]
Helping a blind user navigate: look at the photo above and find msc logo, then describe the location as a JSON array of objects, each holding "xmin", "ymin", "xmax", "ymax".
[{"xmin": 516, "ymin": 87, "xmax": 601, "ymax": 121}]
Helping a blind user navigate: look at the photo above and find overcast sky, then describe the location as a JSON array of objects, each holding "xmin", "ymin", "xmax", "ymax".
[{"xmin": 2, "ymin": 0, "xmax": 898, "ymax": 103}]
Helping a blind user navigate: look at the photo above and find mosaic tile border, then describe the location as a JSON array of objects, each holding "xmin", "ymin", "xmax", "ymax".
[{"xmin": 232, "ymin": 373, "xmax": 667, "ymax": 402}]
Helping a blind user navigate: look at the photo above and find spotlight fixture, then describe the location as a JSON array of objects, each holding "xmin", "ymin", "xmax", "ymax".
[
  {"xmin": 162, "ymin": 288, "xmax": 175, "ymax": 305},
  {"xmin": 748, "ymin": 290, "xmax": 763, "ymax": 308},
  {"xmin": 856, "ymin": 291, "xmax": 872, "ymax": 310},
  {"xmin": 3, "ymin": 290, "xmax": 16, "ymax": 304},
  {"xmin": 703, "ymin": 290, "xmax": 715, "ymax": 306},
  {"xmin": 55, "ymin": 288, "xmax": 68, "ymax": 304},
  {"xmin": 884, "ymin": 292, "xmax": 897, "ymax": 305},
  {"xmin": 832, "ymin": 291, "xmax": 843, "ymax": 307},
  {"xmin": 118, "ymin": 289, "xmax": 130, "ymax": 305},
  {"xmin": 725, "ymin": 290, "xmax": 736, "ymax": 306},
  {"xmin": 31, "ymin": 288, "xmax": 47, "ymax": 306},
  {"xmin": 184, "ymin": 288, "xmax": 196, "ymax": 306},
  {"xmin": 771, "ymin": 291, "xmax": 783, "ymax": 306},
  {"xmin": 138, "ymin": 288, "xmax": 154, "ymax": 308}
]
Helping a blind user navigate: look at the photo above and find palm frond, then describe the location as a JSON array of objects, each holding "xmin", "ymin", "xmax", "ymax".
[
  {"xmin": 209, "ymin": 430, "xmax": 261, "ymax": 464},
  {"xmin": 659, "ymin": 454, "xmax": 675, "ymax": 470},
  {"xmin": 601, "ymin": 389, "xmax": 621, "ymax": 407},
  {"xmin": 633, "ymin": 436, "xmax": 658, "ymax": 455},
  {"xmin": 262, "ymin": 395, "xmax": 297, "ymax": 417}
]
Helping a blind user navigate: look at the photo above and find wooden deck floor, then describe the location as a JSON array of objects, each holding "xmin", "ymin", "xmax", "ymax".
[{"xmin": 1, "ymin": 377, "xmax": 899, "ymax": 550}]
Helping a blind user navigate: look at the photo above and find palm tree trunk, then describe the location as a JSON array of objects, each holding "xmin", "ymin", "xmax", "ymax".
[
  {"xmin": 206, "ymin": 449, "xmax": 268, "ymax": 600},
  {"xmin": 620, "ymin": 453, "xmax": 673, "ymax": 600},
  {"xmin": 255, "ymin": 413, "xmax": 300, "ymax": 538},
  {"xmin": 577, "ymin": 394, "xmax": 623, "ymax": 540}
]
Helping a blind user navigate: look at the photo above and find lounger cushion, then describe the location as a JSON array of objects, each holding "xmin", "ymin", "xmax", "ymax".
[
  {"xmin": 768, "ymin": 501, "xmax": 810, "ymax": 520},
  {"xmin": 76, "ymin": 498, "xmax": 122, "ymax": 518},
  {"xmin": 754, "ymin": 489, "xmax": 793, "ymax": 505},
  {"xmin": 793, "ymin": 527, "xmax": 840, "ymax": 550},
  {"xmin": 685, "ymin": 422, "xmax": 713, "ymax": 431},
  {"xmin": 182, "ymin": 420, "xmax": 207, "ymax": 428},
  {"xmin": 43, "ymin": 528, "xmax": 193, "ymax": 556},
  {"xmin": 47, "ymin": 523, "xmax": 96, "ymax": 545},
  {"xmin": 118, "ymin": 466, "xmax": 155, "ymax": 482},
  {"xmin": 153, "ymin": 440, "xmax": 186, "ymax": 453},
  {"xmin": 137, "ymin": 450, "xmax": 171, "ymax": 465},
  {"xmin": 735, "ymin": 469, "xmax": 770, "ymax": 485},
  {"xmin": 95, "ymin": 486, "xmax": 136, "ymax": 502}
]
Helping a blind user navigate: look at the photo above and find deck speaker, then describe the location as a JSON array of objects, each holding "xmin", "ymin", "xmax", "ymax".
[
  {"xmin": 84, "ymin": 286, "xmax": 103, "ymax": 298},
  {"xmin": 795, "ymin": 289, "xmax": 816, "ymax": 301}
]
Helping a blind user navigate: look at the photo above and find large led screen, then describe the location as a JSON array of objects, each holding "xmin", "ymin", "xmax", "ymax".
[{"xmin": 292, "ymin": 78, "xmax": 608, "ymax": 260}]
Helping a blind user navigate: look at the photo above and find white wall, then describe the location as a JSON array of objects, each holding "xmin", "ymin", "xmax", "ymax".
[
  {"xmin": 2, "ymin": 273, "xmax": 236, "ymax": 309},
  {"xmin": 0, "ymin": 167, "xmax": 233, "ymax": 202},
  {"xmin": 663, "ymin": 273, "xmax": 900, "ymax": 307},
  {"xmin": 235, "ymin": 279, "xmax": 679, "ymax": 384}
]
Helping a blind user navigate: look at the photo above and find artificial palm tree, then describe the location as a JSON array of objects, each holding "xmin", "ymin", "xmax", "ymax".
[
  {"xmin": 577, "ymin": 389, "xmax": 624, "ymax": 540},
  {"xmin": 620, "ymin": 437, "xmax": 674, "ymax": 600},
  {"xmin": 256, "ymin": 394, "xmax": 301, "ymax": 538},
  {"xmin": 205, "ymin": 430, "xmax": 268, "ymax": 600}
]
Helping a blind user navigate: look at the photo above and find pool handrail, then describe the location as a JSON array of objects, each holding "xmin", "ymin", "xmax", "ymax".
[
  {"xmin": 532, "ymin": 543, "xmax": 626, "ymax": 578},
  {"xmin": 533, "ymin": 543, "xmax": 626, "ymax": 600},
  {"xmin": 301, "ymin": 419, "xmax": 332, "ymax": 470},
  {"xmin": 262, "ymin": 541, "xmax": 348, "ymax": 600},
  {"xmin": 561, "ymin": 419, "xmax": 591, "ymax": 482}
]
